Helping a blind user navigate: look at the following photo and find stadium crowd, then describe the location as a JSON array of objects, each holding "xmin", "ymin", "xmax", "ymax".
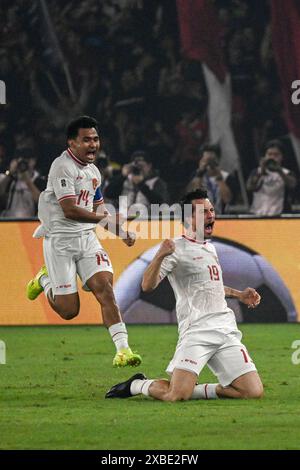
[{"xmin": 0, "ymin": 0, "xmax": 299, "ymax": 218}]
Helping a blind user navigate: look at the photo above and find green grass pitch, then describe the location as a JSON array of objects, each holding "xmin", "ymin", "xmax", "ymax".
[{"xmin": 1, "ymin": 324, "xmax": 300, "ymax": 450}]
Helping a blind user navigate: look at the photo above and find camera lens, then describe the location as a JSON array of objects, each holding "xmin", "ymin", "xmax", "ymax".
[
  {"xmin": 17, "ymin": 159, "xmax": 29, "ymax": 172},
  {"xmin": 265, "ymin": 159, "xmax": 277, "ymax": 171},
  {"xmin": 131, "ymin": 165, "xmax": 141, "ymax": 176}
]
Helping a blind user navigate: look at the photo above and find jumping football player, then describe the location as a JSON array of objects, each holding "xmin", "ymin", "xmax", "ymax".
[{"xmin": 26, "ymin": 116, "xmax": 141, "ymax": 368}]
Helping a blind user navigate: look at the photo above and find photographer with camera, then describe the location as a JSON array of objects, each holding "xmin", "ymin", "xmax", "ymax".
[
  {"xmin": 0, "ymin": 149, "xmax": 46, "ymax": 218},
  {"xmin": 185, "ymin": 144, "xmax": 232, "ymax": 214},
  {"xmin": 247, "ymin": 140, "xmax": 297, "ymax": 216},
  {"xmin": 104, "ymin": 150, "xmax": 169, "ymax": 211}
]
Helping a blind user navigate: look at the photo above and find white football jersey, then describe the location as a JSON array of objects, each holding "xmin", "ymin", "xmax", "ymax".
[
  {"xmin": 159, "ymin": 235, "xmax": 238, "ymax": 338},
  {"xmin": 37, "ymin": 148, "xmax": 104, "ymax": 235}
]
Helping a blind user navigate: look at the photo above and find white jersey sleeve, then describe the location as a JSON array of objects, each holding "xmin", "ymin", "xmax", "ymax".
[
  {"xmin": 159, "ymin": 251, "xmax": 178, "ymax": 281},
  {"xmin": 51, "ymin": 161, "xmax": 76, "ymax": 202}
]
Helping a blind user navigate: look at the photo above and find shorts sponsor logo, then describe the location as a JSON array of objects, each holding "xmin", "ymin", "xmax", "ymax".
[
  {"xmin": 57, "ymin": 284, "xmax": 72, "ymax": 289},
  {"xmin": 182, "ymin": 358, "xmax": 197, "ymax": 365}
]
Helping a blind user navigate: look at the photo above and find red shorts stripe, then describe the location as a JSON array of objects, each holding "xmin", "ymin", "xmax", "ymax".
[{"xmin": 240, "ymin": 349, "xmax": 249, "ymax": 363}]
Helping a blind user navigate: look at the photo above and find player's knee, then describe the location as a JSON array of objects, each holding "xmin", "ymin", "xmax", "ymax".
[
  {"xmin": 62, "ymin": 311, "xmax": 79, "ymax": 320},
  {"xmin": 59, "ymin": 308, "xmax": 79, "ymax": 320},
  {"xmin": 166, "ymin": 390, "xmax": 192, "ymax": 402},
  {"xmin": 247, "ymin": 384, "xmax": 264, "ymax": 399},
  {"xmin": 94, "ymin": 281, "xmax": 115, "ymax": 305},
  {"xmin": 57, "ymin": 303, "xmax": 80, "ymax": 320},
  {"xmin": 240, "ymin": 383, "xmax": 264, "ymax": 399}
]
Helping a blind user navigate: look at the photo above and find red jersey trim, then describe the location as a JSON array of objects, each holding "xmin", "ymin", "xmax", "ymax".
[
  {"xmin": 93, "ymin": 199, "xmax": 104, "ymax": 205},
  {"xmin": 182, "ymin": 234, "xmax": 207, "ymax": 245},
  {"xmin": 67, "ymin": 148, "xmax": 88, "ymax": 167},
  {"xmin": 58, "ymin": 194, "xmax": 76, "ymax": 202}
]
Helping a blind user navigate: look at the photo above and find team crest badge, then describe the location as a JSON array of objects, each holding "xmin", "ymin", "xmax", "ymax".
[{"xmin": 92, "ymin": 178, "xmax": 98, "ymax": 190}]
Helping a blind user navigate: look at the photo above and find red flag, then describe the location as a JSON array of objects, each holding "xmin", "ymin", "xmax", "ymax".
[
  {"xmin": 177, "ymin": 0, "xmax": 240, "ymax": 173},
  {"xmin": 177, "ymin": 0, "xmax": 226, "ymax": 82}
]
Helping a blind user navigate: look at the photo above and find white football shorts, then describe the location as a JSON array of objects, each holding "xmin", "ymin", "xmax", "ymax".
[
  {"xmin": 43, "ymin": 230, "xmax": 113, "ymax": 295},
  {"xmin": 166, "ymin": 329, "xmax": 257, "ymax": 386}
]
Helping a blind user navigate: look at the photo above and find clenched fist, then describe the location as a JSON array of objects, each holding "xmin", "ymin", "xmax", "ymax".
[
  {"xmin": 122, "ymin": 231, "xmax": 136, "ymax": 247},
  {"xmin": 239, "ymin": 287, "xmax": 261, "ymax": 309},
  {"xmin": 157, "ymin": 239, "xmax": 175, "ymax": 258}
]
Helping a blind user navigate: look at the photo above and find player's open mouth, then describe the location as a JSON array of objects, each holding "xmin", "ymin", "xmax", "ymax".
[
  {"xmin": 205, "ymin": 222, "xmax": 214, "ymax": 233},
  {"xmin": 87, "ymin": 151, "xmax": 96, "ymax": 158}
]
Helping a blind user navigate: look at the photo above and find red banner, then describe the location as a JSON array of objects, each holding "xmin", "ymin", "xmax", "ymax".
[{"xmin": 176, "ymin": 0, "xmax": 226, "ymax": 82}]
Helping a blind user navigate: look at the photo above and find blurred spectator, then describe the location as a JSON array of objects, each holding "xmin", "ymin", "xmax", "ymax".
[
  {"xmin": 247, "ymin": 140, "xmax": 297, "ymax": 216},
  {"xmin": 143, "ymin": 120, "xmax": 173, "ymax": 179},
  {"xmin": 0, "ymin": 143, "xmax": 8, "ymax": 173},
  {"xmin": 0, "ymin": 149, "xmax": 46, "ymax": 218},
  {"xmin": 94, "ymin": 150, "xmax": 121, "ymax": 203},
  {"xmin": 185, "ymin": 144, "xmax": 233, "ymax": 214},
  {"xmin": 104, "ymin": 150, "xmax": 169, "ymax": 212},
  {"xmin": 174, "ymin": 107, "xmax": 208, "ymax": 165},
  {"xmin": 1, "ymin": 0, "xmax": 296, "ymax": 215}
]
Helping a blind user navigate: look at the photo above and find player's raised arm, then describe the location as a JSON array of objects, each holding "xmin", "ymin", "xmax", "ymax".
[
  {"xmin": 224, "ymin": 286, "xmax": 261, "ymax": 309},
  {"xmin": 142, "ymin": 239, "xmax": 175, "ymax": 292}
]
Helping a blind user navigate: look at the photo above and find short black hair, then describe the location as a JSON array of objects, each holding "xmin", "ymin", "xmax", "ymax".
[
  {"xmin": 263, "ymin": 139, "xmax": 285, "ymax": 156},
  {"xmin": 130, "ymin": 150, "xmax": 152, "ymax": 164},
  {"xmin": 14, "ymin": 147, "xmax": 35, "ymax": 159},
  {"xmin": 66, "ymin": 116, "xmax": 99, "ymax": 140},
  {"xmin": 179, "ymin": 188, "xmax": 208, "ymax": 223},
  {"xmin": 200, "ymin": 144, "xmax": 221, "ymax": 159}
]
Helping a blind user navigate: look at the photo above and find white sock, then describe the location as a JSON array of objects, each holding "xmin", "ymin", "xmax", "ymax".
[
  {"xmin": 40, "ymin": 275, "xmax": 52, "ymax": 299},
  {"xmin": 40, "ymin": 275, "xmax": 49, "ymax": 289},
  {"xmin": 191, "ymin": 383, "xmax": 219, "ymax": 399},
  {"xmin": 130, "ymin": 379, "xmax": 154, "ymax": 396},
  {"xmin": 108, "ymin": 322, "xmax": 129, "ymax": 351}
]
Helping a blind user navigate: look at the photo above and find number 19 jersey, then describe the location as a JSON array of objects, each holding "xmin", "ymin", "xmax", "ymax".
[{"xmin": 159, "ymin": 235, "xmax": 238, "ymax": 338}]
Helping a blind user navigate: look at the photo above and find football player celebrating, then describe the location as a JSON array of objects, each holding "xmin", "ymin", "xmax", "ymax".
[
  {"xmin": 26, "ymin": 116, "xmax": 141, "ymax": 368},
  {"xmin": 106, "ymin": 189, "xmax": 263, "ymax": 400}
]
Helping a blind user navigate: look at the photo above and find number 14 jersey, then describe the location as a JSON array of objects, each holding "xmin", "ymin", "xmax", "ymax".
[{"xmin": 38, "ymin": 148, "xmax": 104, "ymax": 236}]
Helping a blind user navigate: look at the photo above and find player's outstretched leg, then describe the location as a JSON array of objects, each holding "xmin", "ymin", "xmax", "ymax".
[
  {"xmin": 26, "ymin": 265, "xmax": 48, "ymax": 300},
  {"xmin": 105, "ymin": 373, "xmax": 147, "ymax": 398},
  {"xmin": 86, "ymin": 271, "xmax": 142, "ymax": 367}
]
